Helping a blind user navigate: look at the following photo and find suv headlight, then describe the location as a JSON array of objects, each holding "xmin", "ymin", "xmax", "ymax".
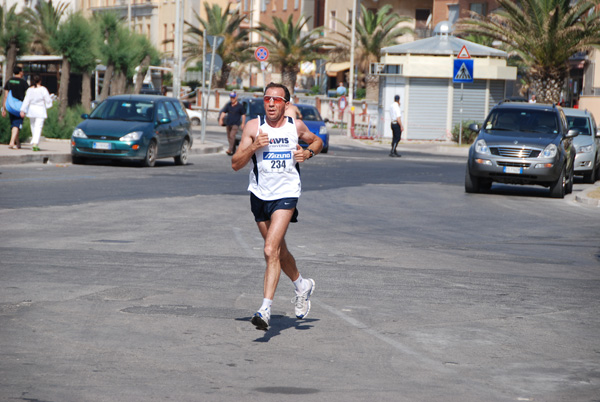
[
  {"xmin": 72, "ymin": 128, "xmax": 87, "ymax": 138},
  {"xmin": 120, "ymin": 131, "xmax": 143, "ymax": 142},
  {"xmin": 319, "ymin": 125, "xmax": 328, "ymax": 135},
  {"xmin": 475, "ymin": 139, "xmax": 490, "ymax": 155},
  {"xmin": 539, "ymin": 143, "xmax": 557, "ymax": 158},
  {"xmin": 577, "ymin": 144, "xmax": 593, "ymax": 153}
]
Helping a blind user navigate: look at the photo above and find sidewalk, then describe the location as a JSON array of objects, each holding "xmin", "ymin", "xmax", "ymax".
[{"xmin": 0, "ymin": 136, "xmax": 223, "ymax": 166}]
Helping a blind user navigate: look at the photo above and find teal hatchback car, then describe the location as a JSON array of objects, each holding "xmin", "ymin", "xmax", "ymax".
[{"xmin": 71, "ymin": 95, "xmax": 193, "ymax": 167}]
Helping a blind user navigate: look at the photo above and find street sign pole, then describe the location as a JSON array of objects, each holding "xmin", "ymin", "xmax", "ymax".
[
  {"xmin": 459, "ymin": 83, "xmax": 464, "ymax": 146},
  {"xmin": 201, "ymin": 33, "xmax": 207, "ymax": 144}
]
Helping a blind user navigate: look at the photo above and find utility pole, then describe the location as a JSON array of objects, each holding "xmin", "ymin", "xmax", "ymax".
[
  {"xmin": 173, "ymin": 0, "xmax": 183, "ymax": 99},
  {"xmin": 347, "ymin": 0, "xmax": 358, "ymax": 137}
]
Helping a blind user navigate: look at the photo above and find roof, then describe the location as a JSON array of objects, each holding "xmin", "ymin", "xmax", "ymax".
[
  {"xmin": 106, "ymin": 94, "xmax": 169, "ymax": 102},
  {"xmin": 493, "ymin": 102, "xmax": 561, "ymax": 112},
  {"xmin": 381, "ymin": 35, "xmax": 507, "ymax": 58},
  {"xmin": 562, "ymin": 107, "xmax": 591, "ymax": 117}
]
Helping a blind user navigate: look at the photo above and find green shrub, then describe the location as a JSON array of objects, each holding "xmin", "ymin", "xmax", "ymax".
[
  {"xmin": 451, "ymin": 120, "xmax": 481, "ymax": 144},
  {"xmin": 0, "ymin": 113, "xmax": 31, "ymax": 144},
  {"xmin": 310, "ymin": 85, "xmax": 320, "ymax": 95},
  {"xmin": 355, "ymin": 88, "xmax": 366, "ymax": 99},
  {"xmin": 42, "ymin": 104, "xmax": 85, "ymax": 139}
]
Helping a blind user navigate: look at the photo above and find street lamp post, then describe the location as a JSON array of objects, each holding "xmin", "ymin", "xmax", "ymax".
[
  {"xmin": 173, "ymin": 0, "xmax": 183, "ymax": 100},
  {"xmin": 347, "ymin": 0, "xmax": 358, "ymax": 137}
]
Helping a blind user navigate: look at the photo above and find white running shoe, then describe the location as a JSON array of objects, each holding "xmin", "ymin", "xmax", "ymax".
[
  {"xmin": 251, "ymin": 308, "xmax": 270, "ymax": 330},
  {"xmin": 293, "ymin": 278, "xmax": 315, "ymax": 319}
]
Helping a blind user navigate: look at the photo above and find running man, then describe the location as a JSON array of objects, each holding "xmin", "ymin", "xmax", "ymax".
[{"xmin": 232, "ymin": 82, "xmax": 323, "ymax": 330}]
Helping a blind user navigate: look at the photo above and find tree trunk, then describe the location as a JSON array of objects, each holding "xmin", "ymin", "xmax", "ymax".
[
  {"xmin": 58, "ymin": 58, "xmax": 70, "ymax": 123},
  {"xmin": 529, "ymin": 68, "xmax": 565, "ymax": 104},
  {"xmin": 81, "ymin": 71, "xmax": 92, "ymax": 113},
  {"xmin": 110, "ymin": 70, "xmax": 126, "ymax": 96},
  {"xmin": 133, "ymin": 54, "xmax": 151, "ymax": 94},
  {"xmin": 5, "ymin": 43, "xmax": 17, "ymax": 80},
  {"xmin": 281, "ymin": 67, "xmax": 298, "ymax": 95},
  {"xmin": 217, "ymin": 64, "xmax": 232, "ymax": 89},
  {"xmin": 99, "ymin": 64, "xmax": 114, "ymax": 101},
  {"xmin": 365, "ymin": 74, "xmax": 379, "ymax": 102}
]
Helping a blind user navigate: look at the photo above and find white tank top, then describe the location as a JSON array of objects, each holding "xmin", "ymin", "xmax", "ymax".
[{"xmin": 248, "ymin": 116, "xmax": 301, "ymax": 200}]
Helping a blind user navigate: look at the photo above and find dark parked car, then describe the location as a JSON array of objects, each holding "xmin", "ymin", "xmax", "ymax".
[
  {"xmin": 71, "ymin": 95, "xmax": 192, "ymax": 167},
  {"xmin": 240, "ymin": 97, "xmax": 329, "ymax": 153},
  {"xmin": 465, "ymin": 102, "xmax": 578, "ymax": 198}
]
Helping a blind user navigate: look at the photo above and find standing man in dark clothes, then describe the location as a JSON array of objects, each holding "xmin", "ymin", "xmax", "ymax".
[
  {"xmin": 2, "ymin": 66, "xmax": 29, "ymax": 149},
  {"xmin": 218, "ymin": 91, "xmax": 246, "ymax": 155}
]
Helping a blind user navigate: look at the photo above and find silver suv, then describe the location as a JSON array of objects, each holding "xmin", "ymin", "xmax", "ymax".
[
  {"xmin": 465, "ymin": 102, "xmax": 578, "ymax": 198},
  {"xmin": 563, "ymin": 107, "xmax": 600, "ymax": 183}
]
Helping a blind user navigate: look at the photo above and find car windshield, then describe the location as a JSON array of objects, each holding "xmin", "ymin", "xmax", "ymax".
[
  {"xmin": 89, "ymin": 99, "xmax": 154, "ymax": 122},
  {"xmin": 484, "ymin": 109, "xmax": 558, "ymax": 135},
  {"xmin": 566, "ymin": 115, "xmax": 591, "ymax": 136},
  {"xmin": 297, "ymin": 105, "xmax": 323, "ymax": 121}
]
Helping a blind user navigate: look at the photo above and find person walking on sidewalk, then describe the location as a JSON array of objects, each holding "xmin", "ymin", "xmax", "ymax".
[
  {"xmin": 218, "ymin": 91, "xmax": 246, "ymax": 155},
  {"xmin": 232, "ymin": 82, "xmax": 323, "ymax": 330},
  {"xmin": 2, "ymin": 66, "xmax": 29, "ymax": 150},
  {"xmin": 389, "ymin": 94, "xmax": 403, "ymax": 157},
  {"xmin": 20, "ymin": 75, "xmax": 53, "ymax": 151}
]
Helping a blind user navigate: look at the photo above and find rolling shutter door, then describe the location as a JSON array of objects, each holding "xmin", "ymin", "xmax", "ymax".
[
  {"xmin": 488, "ymin": 80, "xmax": 505, "ymax": 110},
  {"xmin": 452, "ymin": 80, "xmax": 487, "ymax": 128},
  {"xmin": 407, "ymin": 78, "xmax": 448, "ymax": 140}
]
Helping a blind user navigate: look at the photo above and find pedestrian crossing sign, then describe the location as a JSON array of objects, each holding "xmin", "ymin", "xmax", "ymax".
[{"xmin": 453, "ymin": 59, "xmax": 474, "ymax": 83}]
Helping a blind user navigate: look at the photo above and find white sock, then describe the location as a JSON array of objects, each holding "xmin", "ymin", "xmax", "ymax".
[
  {"xmin": 293, "ymin": 274, "xmax": 305, "ymax": 294},
  {"xmin": 260, "ymin": 298, "xmax": 272, "ymax": 311}
]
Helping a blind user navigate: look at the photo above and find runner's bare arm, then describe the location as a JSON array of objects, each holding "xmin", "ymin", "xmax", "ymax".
[
  {"xmin": 232, "ymin": 118, "xmax": 269, "ymax": 171},
  {"xmin": 293, "ymin": 119, "xmax": 323, "ymax": 163}
]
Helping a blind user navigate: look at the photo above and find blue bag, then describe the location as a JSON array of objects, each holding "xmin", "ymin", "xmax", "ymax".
[{"xmin": 5, "ymin": 90, "xmax": 23, "ymax": 116}]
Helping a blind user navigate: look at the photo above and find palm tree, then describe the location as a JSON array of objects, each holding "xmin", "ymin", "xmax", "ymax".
[
  {"xmin": 0, "ymin": 5, "xmax": 32, "ymax": 78},
  {"xmin": 335, "ymin": 4, "xmax": 413, "ymax": 99},
  {"xmin": 95, "ymin": 12, "xmax": 121, "ymax": 100},
  {"xmin": 24, "ymin": 0, "xmax": 68, "ymax": 54},
  {"xmin": 256, "ymin": 15, "xmax": 326, "ymax": 93},
  {"xmin": 183, "ymin": 2, "xmax": 250, "ymax": 88},
  {"xmin": 133, "ymin": 34, "xmax": 160, "ymax": 94},
  {"xmin": 456, "ymin": 0, "xmax": 600, "ymax": 103},
  {"xmin": 50, "ymin": 12, "xmax": 96, "ymax": 121}
]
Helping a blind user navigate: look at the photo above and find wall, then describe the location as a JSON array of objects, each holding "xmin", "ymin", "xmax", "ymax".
[{"xmin": 578, "ymin": 96, "xmax": 600, "ymax": 123}]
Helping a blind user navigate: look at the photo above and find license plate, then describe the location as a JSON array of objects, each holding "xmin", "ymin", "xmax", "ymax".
[
  {"xmin": 93, "ymin": 142, "xmax": 112, "ymax": 150},
  {"xmin": 503, "ymin": 166, "xmax": 522, "ymax": 174}
]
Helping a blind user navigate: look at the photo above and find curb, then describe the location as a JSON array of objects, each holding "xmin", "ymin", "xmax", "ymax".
[{"xmin": 575, "ymin": 186, "xmax": 600, "ymax": 207}]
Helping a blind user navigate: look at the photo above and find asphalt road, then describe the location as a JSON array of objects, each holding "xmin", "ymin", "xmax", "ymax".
[{"xmin": 1, "ymin": 140, "xmax": 599, "ymax": 402}]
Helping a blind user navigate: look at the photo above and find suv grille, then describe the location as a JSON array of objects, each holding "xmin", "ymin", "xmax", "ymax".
[
  {"xmin": 491, "ymin": 147, "xmax": 540, "ymax": 158},
  {"xmin": 497, "ymin": 161, "xmax": 531, "ymax": 168}
]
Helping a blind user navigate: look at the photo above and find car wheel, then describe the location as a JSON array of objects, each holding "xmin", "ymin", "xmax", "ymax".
[
  {"xmin": 566, "ymin": 165, "xmax": 574, "ymax": 194},
  {"xmin": 465, "ymin": 165, "xmax": 483, "ymax": 193},
  {"xmin": 549, "ymin": 166, "xmax": 566, "ymax": 198},
  {"xmin": 583, "ymin": 157, "xmax": 597, "ymax": 183},
  {"xmin": 191, "ymin": 117, "xmax": 201, "ymax": 126},
  {"xmin": 141, "ymin": 140, "xmax": 157, "ymax": 167},
  {"xmin": 321, "ymin": 146, "xmax": 328, "ymax": 154},
  {"xmin": 174, "ymin": 138, "xmax": 190, "ymax": 166}
]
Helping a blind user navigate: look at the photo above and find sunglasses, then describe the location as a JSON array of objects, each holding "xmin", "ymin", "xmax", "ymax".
[{"xmin": 263, "ymin": 95, "xmax": 287, "ymax": 104}]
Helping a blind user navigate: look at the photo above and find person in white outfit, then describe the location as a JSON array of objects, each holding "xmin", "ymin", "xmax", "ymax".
[{"xmin": 20, "ymin": 75, "xmax": 53, "ymax": 151}]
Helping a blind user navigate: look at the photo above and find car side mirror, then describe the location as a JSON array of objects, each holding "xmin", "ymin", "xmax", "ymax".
[
  {"xmin": 565, "ymin": 128, "xmax": 579, "ymax": 138},
  {"xmin": 324, "ymin": 118, "xmax": 330, "ymax": 123},
  {"xmin": 469, "ymin": 123, "xmax": 480, "ymax": 132},
  {"xmin": 81, "ymin": 113, "xmax": 89, "ymax": 119},
  {"xmin": 595, "ymin": 129, "xmax": 600, "ymax": 138}
]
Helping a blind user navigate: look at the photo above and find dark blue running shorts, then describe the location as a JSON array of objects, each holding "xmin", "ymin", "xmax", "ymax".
[
  {"xmin": 9, "ymin": 113, "xmax": 23, "ymax": 129},
  {"xmin": 250, "ymin": 193, "xmax": 299, "ymax": 223}
]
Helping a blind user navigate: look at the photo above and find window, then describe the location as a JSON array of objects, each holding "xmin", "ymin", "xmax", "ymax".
[
  {"xmin": 283, "ymin": 0, "xmax": 287, "ymax": 11},
  {"xmin": 156, "ymin": 103, "xmax": 168, "ymax": 121},
  {"xmin": 347, "ymin": 10, "xmax": 353, "ymax": 25},
  {"xmin": 261, "ymin": 0, "xmax": 266, "ymax": 12},
  {"xmin": 164, "ymin": 101, "xmax": 179, "ymax": 120},
  {"xmin": 448, "ymin": 4, "xmax": 459, "ymax": 26},
  {"xmin": 294, "ymin": 0, "xmax": 299, "ymax": 10},
  {"xmin": 330, "ymin": 10, "xmax": 336, "ymax": 31},
  {"xmin": 469, "ymin": 3, "xmax": 488, "ymax": 16},
  {"xmin": 415, "ymin": 9, "xmax": 431, "ymax": 29}
]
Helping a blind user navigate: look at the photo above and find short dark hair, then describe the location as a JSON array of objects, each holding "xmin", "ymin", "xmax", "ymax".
[
  {"xmin": 13, "ymin": 66, "xmax": 22, "ymax": 75},
  {"xmin": 394, "ymin": 95, "xmax": 400, "ymax": 102},
  {"xmin": 265, "ymin": 82, "xmax": 290, "ymax": 102}
]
